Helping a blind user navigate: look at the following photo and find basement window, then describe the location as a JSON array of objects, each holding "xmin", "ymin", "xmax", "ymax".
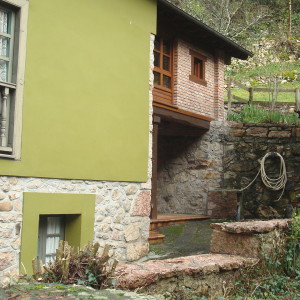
[
  {"xmin": 38, "ymin": 215, "xmax": 65, "ymax": 265},
  {"xmin": 189, "ymin": 49, "xmax": 207, "ymax": 86}
]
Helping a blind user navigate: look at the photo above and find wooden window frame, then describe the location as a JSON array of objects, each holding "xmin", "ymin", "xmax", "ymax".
[
  {"xmin": 0, "ymin": 0, "xmax": 28, "ymax": 159},
  {"xmin": 153, "ymin": 36, "xmax": 174, "ymax": 105},
  {"xmin": 189, "ymin": 49, "xmax": 207, "ymax": 86}
]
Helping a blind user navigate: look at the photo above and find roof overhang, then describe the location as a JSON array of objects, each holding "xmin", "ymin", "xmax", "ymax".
[{"xmin": 157, "ymin": 0, "xmax": 252, "ymax": 60}]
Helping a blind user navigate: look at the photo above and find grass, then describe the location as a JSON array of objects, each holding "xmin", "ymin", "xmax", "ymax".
[{"xmin": 228, "ymin": 104, "xmax": 300, "ymax": 124}]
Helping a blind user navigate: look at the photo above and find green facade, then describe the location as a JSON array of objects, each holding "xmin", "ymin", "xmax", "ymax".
[{"xmin": 0, "ymin": 0, "xmax": 156, "ymax": 182}]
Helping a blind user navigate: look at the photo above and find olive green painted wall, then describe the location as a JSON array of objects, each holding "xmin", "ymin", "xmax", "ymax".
[
  {"xmin": 0, "ymin": 0, "xmax": 156, "ymax": 182},
  {"xmin": 20, "ymin": 192, "xmax": 95, "ymax": 275}
]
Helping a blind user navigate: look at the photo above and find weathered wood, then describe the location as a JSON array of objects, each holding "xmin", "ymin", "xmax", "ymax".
[
  {"xmin": 252, "ymin": 87, "xmax": 296, "ymax": 93},
  {"xmin": 271, "ymin": 78, "xmax": 278, "ymax": 110},
  {"xmin": 249, "ymin": 87, "xmax": 253, "ymax": 104},
  {"xmin": 227, "ymin": 77, "xmax": 232, "ymax": 116},
  {"xmin": 0, "ymin": 88, "xmax": 9, "ymax": 147},
  {"xmin": 150, "ymin": 116, "xmax": 160, "ymax": 220},
  {"xmin": 153, "ymin": 105, "xmax": 211, "ymax": 129},
  {"xmin": 232, "ymin": 80, "xmax": 249, "ymax": 91},
  {"xmin": 232, "ymin": 94, "xmax": 248, "ymax": 103},
  {"xmin": 296, "ymin": 89, "xmax": 300, "ymax": 111}
]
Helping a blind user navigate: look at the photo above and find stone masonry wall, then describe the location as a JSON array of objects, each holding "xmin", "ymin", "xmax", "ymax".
[
  {"xmin": 173, "ymin": 39, "xmax": 225, "ymax": 121},
  {"xmin": 0, "ymin": 34, "xmax": 155, "ymax": 286},
  {"xmin": 224, "ymin": 122, "xmax": 300, "ymax": 218},
  {"xmin": 157, "ymin": 121, "xmax": 300, "ymax": 219},
  {"xmin": 157, "ymin": 121, "xmax": 224, "ymax": 215}
]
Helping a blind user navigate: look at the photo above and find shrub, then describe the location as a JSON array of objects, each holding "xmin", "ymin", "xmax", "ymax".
[
  {"xmin": 228, "ymin": 104, "xmax": 300, "ymax": 125},
  {"xmin": 32, "ymin": 241, "xmax": 118, "ymax": 289}
]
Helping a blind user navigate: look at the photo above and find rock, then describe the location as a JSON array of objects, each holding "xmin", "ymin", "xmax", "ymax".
[
  {"xmin": 124, "ymin": 224, "xmax": 140, "ymax": 242},
  {"xmin": 210, "ymin": 219, "xmax": 290, "ymax": 234},
  {"xmin": 0, "ymin": 251, "xmax": 14, "ymax": 271},
  {"xmin": 125, "ymin": 185, "xmax": 138, "ymax": 195},
  {"xmin": 245, "ymin": 127, "xmax": 268, "ymax": 137},
  {"xmin": 268, "ymin": 131, "xmax": 291, "ymax": 138},
  {"xmin": 126, "ymin": 243, "xmax": 148, "ymax": 261},
  {"xmin": 131, "ymin": 191, "xmax": 151, "ymax": 217},
  {"xmin": 257, "ymin": 205, "xmax": 281, "ymax": 219},
  {"xmin": 0, "ymin": 202, "xmax": 13, "ymax": 211}
]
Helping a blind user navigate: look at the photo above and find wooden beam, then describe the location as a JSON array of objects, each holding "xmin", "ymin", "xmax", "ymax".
[
  {"xmin": 153, "ymin": 104, "xmax": 211, "ymax": 130},
  {"xmin": 150, "ymin": 116, "xmax": 160, "ymax": 220}
]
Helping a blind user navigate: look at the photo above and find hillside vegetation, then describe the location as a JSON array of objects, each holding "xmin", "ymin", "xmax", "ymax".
[{"xmin": 170, "ymin": 0, "xmax": 300, "ymax": 103}]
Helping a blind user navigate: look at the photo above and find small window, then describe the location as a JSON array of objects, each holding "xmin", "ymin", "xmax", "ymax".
[
  {"xmin": 38, "ymin": 215, "xmax": 65, "ymax": 265},
  {"xmin": 0, "ymin": 0, "xmax": 28, "ymax": 159},
  {"xmin": 189, "ymin": 49, "xmax": 207, "ymax": 86}
]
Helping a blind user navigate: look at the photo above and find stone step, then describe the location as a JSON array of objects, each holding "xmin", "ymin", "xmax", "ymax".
[
  {"xmin": 148, "ymin": 231, "xmax": 165, "ymax": 244},
  {"xmin": 115, "ymin": 254, "xmax": 258, "ymax": 296},
  {"xmin": 210, "ymin": 219, "xmax": 290, "ymax": 258}
]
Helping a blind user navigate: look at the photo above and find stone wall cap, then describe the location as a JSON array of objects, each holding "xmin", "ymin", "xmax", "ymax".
[
  {"xmin": 115, "ymin": 254, "xmax": 258, "ymax": 290},
  {"xmin": 210, "ymin": 219, "xmax": 291, "ymax": 234}
]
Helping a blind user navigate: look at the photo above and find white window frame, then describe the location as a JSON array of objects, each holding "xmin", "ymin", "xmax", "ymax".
[{"xmin": 0, "ymin": 0, "xmax": 28, "ymax": 159}]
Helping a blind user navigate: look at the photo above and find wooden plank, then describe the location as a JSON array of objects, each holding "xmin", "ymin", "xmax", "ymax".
[
  {"xmin": 159, "ymin": 122, "xmax": 206, "ymax": 136},
  {"xmin": 153, "ymin": 102, "xmax": 214, "ymax": 121},
  {"xmin": 252, "ymin": 87, "xmax": 296, "ymax": 93},
  {"xmin": 227, "ymin": 77, "xmax": 232, "ymax": 116},
  {"xmin": 296, "ymin": 89, "xmax": 300, "ymax": 111},
  {"xmin": 232, "ymin": 94, "xmax": 248, "ymax": 103},
  {"xmin": 153, "ymin": 105, "xmax": 211, "ymax": 129},
  {"xmin": 150, "ymin": 118, "xmax": 160, "ymax": 220},
  {"xmin": 232, "ymin": 80, "xmax": 249, "ymax": 91},
  {"xmin": 249, "ymin": 87, "xmax": 253, "ymax": 104}
]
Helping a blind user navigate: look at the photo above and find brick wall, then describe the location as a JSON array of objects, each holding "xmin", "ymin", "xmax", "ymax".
[{"xmin": 173, "ymin": 39, "xmax": 224, "ymax": 120}]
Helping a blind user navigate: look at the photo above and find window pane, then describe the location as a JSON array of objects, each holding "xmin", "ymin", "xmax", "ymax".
[
  {"xmin": 163, "ymin": 40, "xmax": 171, "ymax": 54},
  {"xmin": 0, "ymin": 10, "xmax": 8, "ymax": 34},
  {"xmin": 0, "ymin": 36, "xmax": 9, "ymax": 57},
  {"xmin": 154, "ymin": 37, "xmax": 160, "ymax": 50},
  {"xmin": 47, "ymin": 216, "xmax": 63, "ymax": 234},
  {"xmin": 163, "ymin": 56, "xmax": 170, "ymax": 71},
  {"xmin": 154, "ymin": 71, "xmax": 160, "ymax": 85},
  {"xmin": 163, "ymin": 75, "xmax": 171, "ymax": 88},
  {"xmin": 0, "ymin": 59, "xmax": 8, "ymax": 81},
  {"xmin": 154, "ymin": 51, "xmax": 160, "ymax": 67}
]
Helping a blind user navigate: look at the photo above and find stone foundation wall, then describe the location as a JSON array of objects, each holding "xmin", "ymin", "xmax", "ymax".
[
  {"xmin": 0, "ymin": 176, "xmax": 152, "ymax": 285},
  {"xmin": 157, "ymin": 121, "xmax": 224, "ymax": 215}
]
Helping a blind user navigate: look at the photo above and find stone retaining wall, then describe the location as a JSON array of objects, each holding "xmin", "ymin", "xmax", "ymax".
[{"xmin": 157, "ymin": 120, "xmax": 300, "ymax": 219}]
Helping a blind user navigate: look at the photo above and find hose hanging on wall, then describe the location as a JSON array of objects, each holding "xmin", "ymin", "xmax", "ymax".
[{"xmin": 240, "ymin": 152, "xmax": 287, "ymax": 202}]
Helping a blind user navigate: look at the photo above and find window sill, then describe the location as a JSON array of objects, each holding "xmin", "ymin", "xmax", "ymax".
[
  {"xmin": 0, "ymin": 146, "xmax": 14, "ymax": 159},
  {"xmin": 189, "ymin": 75, "xmax": 207, "ymax": 86}
]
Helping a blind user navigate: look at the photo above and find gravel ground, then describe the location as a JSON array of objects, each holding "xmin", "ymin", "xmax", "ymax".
[{"xmin": 1, "ymin": 283, "xmax": 159, "ymax": 300}]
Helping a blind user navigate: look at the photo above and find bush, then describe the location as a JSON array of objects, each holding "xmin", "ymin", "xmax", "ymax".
[
  {"xmin": 32, "ymin": 241, "xmax": 118, "ymax": 289},
  {"xmin": 228, "ymin": 104, "xmax": 300, "ymax": 125}
]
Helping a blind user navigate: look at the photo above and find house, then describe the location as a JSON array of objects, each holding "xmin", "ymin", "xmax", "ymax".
[{"xmin": 0, "ymin": 0, "xmax": 250, "ymax": 284}]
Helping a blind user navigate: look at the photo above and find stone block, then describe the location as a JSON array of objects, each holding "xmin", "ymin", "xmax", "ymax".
[
  {"xmin": 131, "ymin": 191, "xmax": 151, "ymax": 217},
  {"xmin": 245, "ymin": 127, "xmax": 268, "ymax": 137},
  {"xmin": 231, "ymin": 129, "xmax": 245, "ymax": 137},
  {"xmin": 124, "ymin": 224, "xmax": 140, "ymax": 242},
  {"xmin": 268, "ymin": 131, "xmax": 291, "ymax": 138},
  {"xmin": 0, "ymin": 202, "xmax": 13, "ymax": 211},
  {"xmin": 126, "ymin": 243, "xmax": 148, "ymax": 261},
  {"xmin": 0, "ymin": 251, "xmax": 14, "ymax": 271},
  {"xmin": 210, "ymin": 230, "xmax": 260, "ymax": 257}
]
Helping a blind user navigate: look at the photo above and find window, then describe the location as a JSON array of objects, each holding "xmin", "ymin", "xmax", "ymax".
[
  {"xmin": 153, "ymin": 36, "xmax": 173, "ymax": 104},
  {"xmin": 189, "ymin": 49, "xmax": 207, "ymax": 86},
  {"xmin": 0, "ymin": 0, "xmax": 28, "ymax": 159},
  {"xmin": 38, "ymin": 215, "xmax": 65, "ymax": 265}
]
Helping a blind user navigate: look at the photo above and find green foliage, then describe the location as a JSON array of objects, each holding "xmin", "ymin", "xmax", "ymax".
[
  {"xmin": 228, "ymin": 104, "xmax": 300, "ymax": 125},
  {"xmin": 32, "ymin": 241, "xmax": 118, "ymax": 289}
]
